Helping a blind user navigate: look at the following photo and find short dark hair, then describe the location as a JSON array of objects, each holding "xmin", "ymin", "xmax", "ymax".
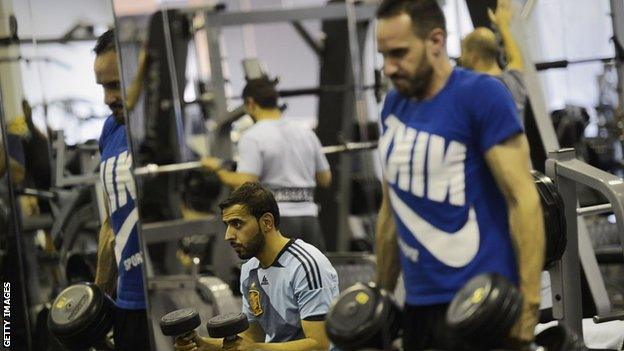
[
  {"xmin": 94, "ymin": 29, "xmax": 116, "ymax": 55},
  {"xmin": 219, "ymin": 182, "xmax": 280, "ymax": 227},
  {"xmin": 242, "ymin": 78, "xmax": 279, "ymax": 109},
  {"xmin": 376, "ymin": 0, "xmax": 446, "ymax": 39}
]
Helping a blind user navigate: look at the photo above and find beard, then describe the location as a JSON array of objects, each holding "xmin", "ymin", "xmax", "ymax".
[
  {"xmin": 110, "ymin": 103, "xmax": 125, "ymax": 124},
  {"xmin": 232, "ymin": 228, "xmax": 265, "ymax": 260},
  {"xmin": 390, "ymin": 50, "xmax": 434, "ymax": 100}
]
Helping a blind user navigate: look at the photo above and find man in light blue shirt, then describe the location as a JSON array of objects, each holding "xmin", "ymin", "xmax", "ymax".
[{"xmin": 176, "ymin": 182, "xmax": 339, "ymax": 351}]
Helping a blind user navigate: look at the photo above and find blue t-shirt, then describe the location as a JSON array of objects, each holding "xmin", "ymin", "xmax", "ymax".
[
  {"xmin": 379, "ymin": 68, "xmax": 523, "ymax": 306},
  {"xmin": 99, "ymin": 116, "xmax": 145, "ymax": 310}
]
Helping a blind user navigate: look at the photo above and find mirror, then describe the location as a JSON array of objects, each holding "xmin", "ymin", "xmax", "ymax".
[
  {"xmin": 111, "ymin": 1, "xmax": 382, "ymax": 349},
  {"xmin": 0, "ymin": 0, "xmax": 131, "ymax": 349},
  {"xmin": 112, "ymin": 3, "xmax": 238, "ymax": 349}
]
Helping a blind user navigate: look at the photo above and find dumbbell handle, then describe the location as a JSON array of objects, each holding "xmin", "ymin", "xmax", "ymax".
[
  {"xmin": 593, "ymin": 310, "xmax": 624, "ymax": 323},
  {"xmin": 175, "ymin": 330, "xmax": 199, "ymax": 346},
  {"xmin": 222, "ymin": 334, "xmax": 241, "ymax": 346}
]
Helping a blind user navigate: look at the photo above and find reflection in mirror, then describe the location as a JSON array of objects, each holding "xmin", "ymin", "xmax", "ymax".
[
  {"xmin": 0, "ymin": 0, "xmax": 135, "ymax": 350},
  {"xmin": 112, "ymin": 1, "xmax": 381, "ymax": 350},
  {"xmin": 0, "ymin": 75, "xmax": 32, "ymax": 350},
  {"xmin": 0, "ymin": 0, "xmax": 40, "ymax": 349},
  {"xmin": 113, "ymin": 3, "xmax": 242, "ymax": 349}
]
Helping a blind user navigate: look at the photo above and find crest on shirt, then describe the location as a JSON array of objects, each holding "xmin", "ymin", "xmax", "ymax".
[{"xmin": 248, "ymin": 282, "xmax": 263, "ymax": 317}]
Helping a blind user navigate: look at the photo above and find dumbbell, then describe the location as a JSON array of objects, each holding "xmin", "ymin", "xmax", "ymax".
[
  {"xmin": 206, "ymin": 312, "xmax": 249, "ymax": 347},
  {"xmin": 326, "ymin": 274, "xmax": 521, "ymax": 351},
  {"xmin": 47, "ymin": 282, "xmax": 115, "ymax": 350},
  {"xmin": 160, "ymin": 308, "xmax": 202, "ymax": 345},
  {"xmin": 446, "ymin": 273, "xmax": 523, "ymax": 350},
  {"xmin": 325, "ymin": 282, "xmax": 402, "ymax": 351},
  {"xmin": 535, "ymin": 325, "xmax": 587, "ymax": 351}
]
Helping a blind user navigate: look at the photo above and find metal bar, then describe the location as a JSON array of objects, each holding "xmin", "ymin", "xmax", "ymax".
[
  {"xmin": 577, "ymin": 203, "xmax": 613, "ymax": 216},
  {"xmin": 321, "ymin": 141, "xmax": 378, "ymax": 154},
  {"xmin": 610, "ymin": 0, "xmax": 624, "ymax": 109},
  {"xmin": 53, "ymin": 130, "xmax": 65, "ymax": 188},
  {"xmin": 546, "ymin": 150, "xmax": 584, "ymax": 337},
  {"xmin": 578, "ymin": 218, "xmax": 612, "ymax": 314},
  {"xmin": 204, "ymin": 3, "xmax": 378, "ymax": 27},
  {"xmin": 204, "ymin": 21, "xmax": 232, "ymax": 159},
  {"xmin": 134, "ymin": 141, "xmax": 379, "ymax": 176},
  {"xmin": 19, "ymin": 188, "xmax": 57, "ymax": 199},
  {"xmin": 57, "ymin": 174, "xmax": 99, "ymax": 187},
  {"xmin": 161, "ymin": 10, "xmax": 187, "ymax": 162},
  {"xmin": 291, "ymin": 21, "xmax": 323, "ymax": 58},
  {"xmin": 593, "ymin": 310, "xmax": 624, "ymax": 324},
  {"xmin": 535, "ymin": 57, "xmax": 615, "ymax": 71},
  {"xmin": 142, "ymin": 217, "xmax": 222, "ymax": 244},
  {"xmin": 135, "ymin": 161, "xmax": 202, "ymax": 176}
]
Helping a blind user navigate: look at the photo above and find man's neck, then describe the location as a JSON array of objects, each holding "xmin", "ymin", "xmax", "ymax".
[
  {"xmin": 256, "ymin": 231, "xmax": 290, "ymax": 268},
  {"xmin": 475, "ymin": 61, "xmax": 502, "ymax": 76},
  {"xmin": 254, "ymin": 108, "xmax": 281, "ymax": 121},
  {"xmin": 424, "ymin": 58, "xmax": 454, "ymax": 100}
]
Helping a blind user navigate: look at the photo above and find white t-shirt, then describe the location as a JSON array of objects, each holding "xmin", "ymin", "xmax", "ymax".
[{"xmin": 237, "ymin": 119, "xmax": 330, "ymax": 217}]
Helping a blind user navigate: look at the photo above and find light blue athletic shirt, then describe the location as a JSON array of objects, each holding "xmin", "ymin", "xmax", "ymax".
[{"xmin": 240, "ymin": 239, "xmax": 339, "ymax": 343}]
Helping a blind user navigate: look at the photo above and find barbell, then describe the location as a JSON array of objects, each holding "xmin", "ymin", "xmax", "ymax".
[{"xmin": 133, "ymin": 140, "xmax": 379, "ymax": 177}]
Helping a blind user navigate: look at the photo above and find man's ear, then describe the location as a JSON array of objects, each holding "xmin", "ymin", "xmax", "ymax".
[
  {"xmin": 246, "ymin": 97, "xmax": 258, "ymax": 109},
  {"xmin": 427, "ymin": 28, "xmax": 447, "ymax": 56},
  {"xmin": 260, "ymin": 213, "xmax": 275, "ymax": 232}
]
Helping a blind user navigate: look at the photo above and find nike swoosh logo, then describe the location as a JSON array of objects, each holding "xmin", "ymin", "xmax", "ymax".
[{"xmin": 388, "ymin": 188, "xmax": 479, "ymax": 267}]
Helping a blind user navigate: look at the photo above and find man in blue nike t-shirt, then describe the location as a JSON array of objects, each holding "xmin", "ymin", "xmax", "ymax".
[
  {"xmin": 92, "ymin": 29, "xmax": 150, "ymax": 350},
  {"xmin": 374, "ymin": 1, "xmax": 545, "ymax": 350}
]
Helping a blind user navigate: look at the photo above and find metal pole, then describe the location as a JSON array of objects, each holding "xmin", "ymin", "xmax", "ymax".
[
  {"xmin": 133, "ymin": 141, "xmax": 379, "ymax": 176},
  {"xmin": 161, "ymin": 10, "xmax": 187, "ymax": 161},
  {"xmin": 576, "ymin": 203, "xmax": 613, "ymax": 216},
  {"xmin": 609, "ymin": 0, "xmax": 624, "ymax": 108},
  {"xmin": 547, "ymin": 149, "xmax": 583, "ymax": 338},
  {"xmin": 204, "ymin": 18, "xmax": 232, "ymax": 159}
]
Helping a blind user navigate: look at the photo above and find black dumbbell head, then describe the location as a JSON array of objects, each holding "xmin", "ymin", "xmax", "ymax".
[
  {"xmin": 532, "ymin": 170, "xmax": 567, "ymax": 269},
  {"xmin": 325, "ymin": 282, "xmax": 401, "ymax": 351},
  {"xmin": 48, "ymin": 283, "xmax": 115, "ymax": 350},
  {"xmin": 535, "ymin": 325, "xmax": 588, "ymax": 351},
  {"xmin": 207, "ymin": 312, "xmax": 249, "ymax": 338},
  {"xmin": 446, "ymin": 273, "xmax": 522, "ymax": 347},
  {"xmin": 160, "ymin": 308, "xmax": 201, "ymax": 336}
]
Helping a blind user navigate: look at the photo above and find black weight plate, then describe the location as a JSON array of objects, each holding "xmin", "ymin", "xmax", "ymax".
[
  {"xmin": 446, "ymin": 274, "xmax": 493, "ymax": 332},
  {"xmin": 48, "ymin": 283, "xmax": 99, "ymax": 336},
  {"xmin": 447, "ymin": 273, "xmax": 522, "ymax": 344},
  {"xmin": 161, "ymin": 308, "xmax": 201, "ymax": 336},
  {"xmin": 531, "ymin": 170, "xmax": 567, "ymax": 269},
  {"xmin": 485, "ymin": 274, "xmax": 522, "ymax": 340},
  {"xmin": 535, "ymin": 325, "xmax": 588, "ymax": 351},
  {"xmin": 207, "ymin": 312, "xmax": 249, "ymax": 338},
  {"xmin": 48, "ymin": 283, "xmax": 115, "ymax": 349},
  {"xmin": 325, "ymin": 282, "xmax": 400, "ymax": 350}
]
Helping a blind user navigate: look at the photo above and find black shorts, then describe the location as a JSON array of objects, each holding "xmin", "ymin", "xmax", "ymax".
[
  {"xmin": 114, "ymin": 308, "xmax": 150, "ymax": 351},
  {"xmin": 402, "ymin": 303, "xmax": 472, "ymax": 351}
]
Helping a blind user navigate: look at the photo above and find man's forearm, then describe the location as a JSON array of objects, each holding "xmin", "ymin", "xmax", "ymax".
[
  {"xmin": 197, "ymin": 336, "xmax": 223, "ymax": 351},
  {"xmin": 498, "ymin": 23, "xmax": 523, "ymax": 71},
  {"xmin": 8, "ymin": 158, "xmax": 25, "ymax": 185},
  {"xmin": 95, "ymin": 218, "xmax": 117, "ymax": 296},
  {"xmin": 507, "ymin": 187, "xmax": 545, "ymax": 307},
  {"xmin": 375, "ymin": 194, "xmax": 400, "ymax": 291},
  {"xmin": 252, "ymin": 338, "xmax": 325, "ymax": 351},
  {"xmin": 215, "ymin": 169, "xmax": 247, "ymax": 189}
]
